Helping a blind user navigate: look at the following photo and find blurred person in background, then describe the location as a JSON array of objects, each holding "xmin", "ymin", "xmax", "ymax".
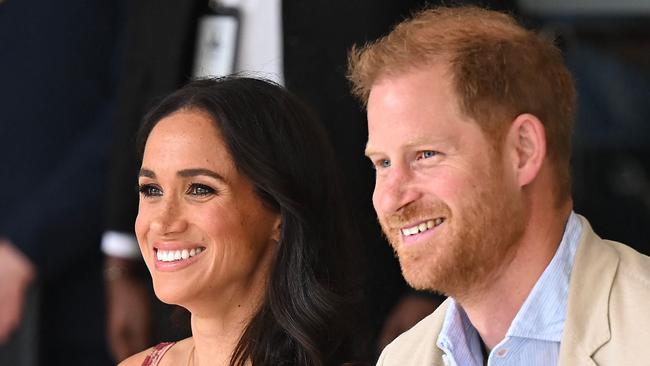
[{"xmin": 0, "ymin": 0, "xmax": 121, "ymax": 365}]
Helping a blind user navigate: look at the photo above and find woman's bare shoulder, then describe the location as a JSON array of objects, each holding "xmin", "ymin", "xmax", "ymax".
[
  {"xmin": 120, "ymin": 338, "xmax": 193, "ymax": 366},
  {"xmin": 118, "ymin": 338, "xmax": 192, "ymax": 366}
]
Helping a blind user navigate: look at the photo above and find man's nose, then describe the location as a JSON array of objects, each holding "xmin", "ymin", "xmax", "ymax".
[
  {"xmin": 150, "ymin": 198, "xmax": 188, "ymax": 235},
  {"xmin": 373, "ymin": 164, "xmax": 420, "ymax": 216}
]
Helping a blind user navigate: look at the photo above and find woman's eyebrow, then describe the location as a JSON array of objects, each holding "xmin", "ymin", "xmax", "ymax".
[
  {"xmin": 138, "ymin": 168, "xmax": 228, "ymax": 184},
  {"xmin": 139, "ymin": 168, "xmax": 155, "ymax": 178},
  {"xmin": 177, "ymin": 168, "xmax": 227, "ymax": 183}
]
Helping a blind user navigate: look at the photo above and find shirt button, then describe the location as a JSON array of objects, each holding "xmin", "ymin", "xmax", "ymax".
[{"xmin": 496, "ymin": 348, "xmax": 508, "ymax": 358}]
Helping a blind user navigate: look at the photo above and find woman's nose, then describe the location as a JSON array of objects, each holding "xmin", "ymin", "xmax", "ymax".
[{"xmin": 150, "ymin": 198, "xmax": 188, "ymax": 235}]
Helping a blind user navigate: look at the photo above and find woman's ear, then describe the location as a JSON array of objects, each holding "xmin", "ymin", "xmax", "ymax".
[
  {"xmin": 505, "ymin": 113, "xmax": 547, "ymax": 188},
  {"xmin": 271, "ymin": 215, "xmax": 282, "ymax": 243}
]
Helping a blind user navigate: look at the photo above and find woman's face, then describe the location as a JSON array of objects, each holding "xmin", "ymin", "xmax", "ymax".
[{"xmin": 135, "ymin": 109, "xmax": 280, "ymax": 311}]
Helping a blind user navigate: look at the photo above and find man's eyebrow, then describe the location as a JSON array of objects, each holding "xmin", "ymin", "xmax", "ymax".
[
  {"xmin": 364, "ymin": 143, "xmax": 380, "ymax": 157},
  {"xmin": 365, "ymin": 137, "xmax": 450, "ymax": 157},
  {"xmin": 177, "ymin": 168, "xmax": 226, "ymax": 183}
]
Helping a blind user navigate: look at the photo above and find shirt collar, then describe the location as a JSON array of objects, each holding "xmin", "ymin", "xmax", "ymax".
[
  {"xmin": 507, "ymin": 212, "xmax": 581, "ymax": 342},
  {"xmin": 437, "ymin": 298, "xmax": 483, "ymax": 366}
]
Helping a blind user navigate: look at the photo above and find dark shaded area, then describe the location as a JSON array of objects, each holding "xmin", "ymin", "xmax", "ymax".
[
  {"xmin": 556, "ymin": 19, "xmax": 650, "ymax": 255},
  {"xmin": 0, "ymin": 0, "xmax": 121, "ymax": 364}
]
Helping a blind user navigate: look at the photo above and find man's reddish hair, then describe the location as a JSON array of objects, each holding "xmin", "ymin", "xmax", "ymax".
[{"xmin": 348, "ymin": 6, "xmax": 576, "ymax": 202}]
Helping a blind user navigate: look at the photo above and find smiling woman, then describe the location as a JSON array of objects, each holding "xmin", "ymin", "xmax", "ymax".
[{"xmin": 119, "ymin": 77, "xmax": 362, "ymax": 366}]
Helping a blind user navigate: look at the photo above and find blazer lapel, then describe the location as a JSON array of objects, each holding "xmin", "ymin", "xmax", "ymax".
[
  {"xmin": 430, "ymin": 300, "xmax": 450, "ymax": 365},
  {"xmin": 559, "ymin": 216, "xmax": 619, "ymax": 366}
]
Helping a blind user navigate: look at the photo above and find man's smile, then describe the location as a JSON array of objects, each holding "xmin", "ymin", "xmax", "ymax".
[{"xmin": 401, "ymin": 217, "xmax": 445, "ymax": 237}]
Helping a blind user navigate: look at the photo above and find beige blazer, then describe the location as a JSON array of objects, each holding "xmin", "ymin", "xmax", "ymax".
[{"xmin": 377, "ymin": 216, "xmax": 650, "ymax": 366}]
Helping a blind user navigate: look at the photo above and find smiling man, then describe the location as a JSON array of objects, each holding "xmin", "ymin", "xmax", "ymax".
[{"xmin": 348, "ymin": 6, "xmax": 650, "ymax": 366}]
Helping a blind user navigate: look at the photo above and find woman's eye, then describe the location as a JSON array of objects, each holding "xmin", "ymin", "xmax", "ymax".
[
  {"xmin": 138, "ymin": 184, "xmax": 162, "ymax": 197},
  {"xmin": 187, "ymin": 183, "xmax": 215, "ymax": 197},
  {"xmin": 417, "ymin": 150, "xmax": 438, "ymax": 160}
]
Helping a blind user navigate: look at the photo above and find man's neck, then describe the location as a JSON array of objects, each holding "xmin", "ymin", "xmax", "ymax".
[{"xmin": 458, "ymin": 201, "xmax": 573, "ymax": 350}]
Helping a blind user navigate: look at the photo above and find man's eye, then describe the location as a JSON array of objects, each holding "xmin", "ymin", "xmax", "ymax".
[
  {"xmin": 373, "ymin": 159, "xmax": 391, "ymax": 170},
  {"xmin": 138, "ymin": 184, "xmax": 162, "ymax": 197},
  {"xmin": 187, "ymin": 184, "xmax": 215, "ymax": 196},
  {"xmin": 417, "ymin": 150, "xmax": 438, "ymax": 160}
]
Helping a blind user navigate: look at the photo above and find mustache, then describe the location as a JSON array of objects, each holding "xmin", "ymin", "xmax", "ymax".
[{"xmin": 381, "ymin": 200, "xmax": 451, "ymax": 228}]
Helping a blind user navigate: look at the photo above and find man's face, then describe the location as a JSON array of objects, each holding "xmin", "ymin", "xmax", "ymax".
[{"xmin": 365, "ymin": 64, "xmax": 525, "ymax": 298}]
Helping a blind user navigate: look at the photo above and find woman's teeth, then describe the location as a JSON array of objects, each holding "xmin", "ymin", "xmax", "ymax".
[
  {"xmin": 156, "ymin": 247, "xmax": 204, "ymax": 262},
  {"xmin": 401, "ymin": 218, "xmax": 444, "ymax": 236}
]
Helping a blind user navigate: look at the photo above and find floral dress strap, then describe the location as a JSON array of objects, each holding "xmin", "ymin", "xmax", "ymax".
[{"xmin": 141, "ymin": 342, "xmax": 176, "ymax": 366}]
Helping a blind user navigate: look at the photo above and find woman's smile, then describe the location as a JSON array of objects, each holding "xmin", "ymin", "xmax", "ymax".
[{"xmin": 153, "ymin": 242, "xmax": 207, "ymax": 271}]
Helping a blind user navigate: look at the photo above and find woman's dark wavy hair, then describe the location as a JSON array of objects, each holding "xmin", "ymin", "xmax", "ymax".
[{"xmin": 137, "ymin": 76, "xmax": 362, "ymax": 366}]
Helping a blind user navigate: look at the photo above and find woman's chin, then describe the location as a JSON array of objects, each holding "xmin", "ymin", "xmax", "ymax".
[{"xmin": 152, "ymin": 281, "xmax": 192, "ymax": 306}]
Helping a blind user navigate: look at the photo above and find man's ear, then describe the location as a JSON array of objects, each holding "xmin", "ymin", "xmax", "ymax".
[{"xmin": 505, "ymin": 113, "xmax": 546, "ymax": 188}]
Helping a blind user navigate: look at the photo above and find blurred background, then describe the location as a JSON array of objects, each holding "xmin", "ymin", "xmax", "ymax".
[{"xmin": 0, "ymin": 0, "xmax": 648, "ymax": 365}]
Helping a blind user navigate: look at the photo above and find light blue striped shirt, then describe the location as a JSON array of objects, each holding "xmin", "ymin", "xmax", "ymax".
[{"xmin": 436, "ymin": 212, "xmax": 582, "ymax": 366}]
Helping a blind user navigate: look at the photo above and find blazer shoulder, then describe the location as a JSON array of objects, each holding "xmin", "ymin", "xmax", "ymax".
[
  {"xmin": 592, "ymin": 240, "xmax": 650, "ymax": 364},
  {"xmin": 575, "ymin": 216, "xmax": 650, "ymax": 293},
  {"xmin": 569, "ymin": 226, "xmax": 650, "ymax": 364},
  {"xmin": 607, "ymin": 239, "xmax": 650, "ymax": 288}
]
